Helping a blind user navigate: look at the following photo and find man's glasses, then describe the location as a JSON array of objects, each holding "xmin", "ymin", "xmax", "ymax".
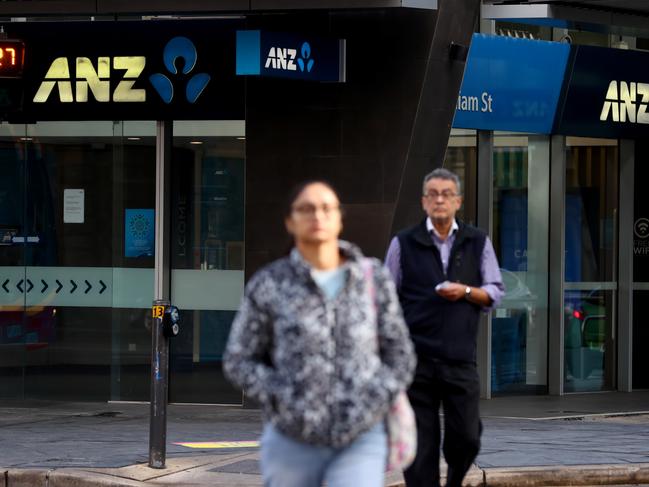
[
  {"xmin": 291, "ymin": 203, "xmax": 341, "ymax": 218},
  {"xmin": 423, "ymin": 191, "xmax": 458, "ymax": 201}
]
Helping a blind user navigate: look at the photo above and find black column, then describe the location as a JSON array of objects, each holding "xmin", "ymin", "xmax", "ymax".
[{"xmin": 389, "ymin": 0, "xmax": 481, "ymax": 235}]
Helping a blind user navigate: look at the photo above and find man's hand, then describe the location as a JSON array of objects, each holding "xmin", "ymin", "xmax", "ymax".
[
  {"xmin": 435, "ymin": 282, "xmax": 466, "ymax": 301},
  {"xmin": 436, "ymin": 282, "xmax": 493, "ymax": 307}
]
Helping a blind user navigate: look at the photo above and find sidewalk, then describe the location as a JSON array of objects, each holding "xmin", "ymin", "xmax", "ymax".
[{"xmin": 1, "ymin": 391, "xmax": 648, "ymax": 486}]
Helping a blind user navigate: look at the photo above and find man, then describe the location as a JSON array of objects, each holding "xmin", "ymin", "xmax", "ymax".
[{"xmin": 385, "ymin": 168, "xmax": 504, "ymax": 487}]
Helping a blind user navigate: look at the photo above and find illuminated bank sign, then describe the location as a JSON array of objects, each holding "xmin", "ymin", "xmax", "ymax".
[
  {"xmin": 33, "ymin": 56, "xmax": 147, "ymax": 103},
  {"xmin": 32, "ymin": 37, "xmax": 211, "ymax": 105},
  {"xmin": 236, "ymin": 30, "xmax": 346, "ymax": 82},
  {"xmin": 599, "ymin": 81, "xmax": 649, "ymax": 125},
  {"xmin": 452, "ymin": 34, "xmax": 570, "ymax": 134},
  {"xmin": 5, "ymin": 20, "xmax": 244, "ymax": 121},
  {"xmin": 556, "ymin": 45, "xmax": 649, "ymax": 138}
]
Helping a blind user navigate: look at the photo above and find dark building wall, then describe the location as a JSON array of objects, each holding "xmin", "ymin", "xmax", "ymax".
[{"xmin": 245, "ymin": 8, "xmax": 436, "ymax": 276}]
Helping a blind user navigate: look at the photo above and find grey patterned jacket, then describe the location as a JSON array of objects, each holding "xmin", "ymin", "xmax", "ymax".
[{"xmin": 223, "ymin": 240, "xmax": 416, "ymax": 448}]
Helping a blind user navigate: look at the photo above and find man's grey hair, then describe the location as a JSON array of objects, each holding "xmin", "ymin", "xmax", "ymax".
[{"xmin": 422, "ymin": 168, "xmax": 461, "ymax": 195}]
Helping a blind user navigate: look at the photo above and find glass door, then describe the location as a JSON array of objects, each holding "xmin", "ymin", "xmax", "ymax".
[
  {"xmin": 563, "ymin": 137, "xmax": 618, "ymax": 393},
  {"xmin": 169, "ymin": 120, "xmax": 245, "ymax": 405},
  {"xmin": 0, "ymin": 127, "xmax": 28, "ymax": 399},
  {"xmin": 491, "ymin": 133, "xmax": 550, "ymax": 395}
]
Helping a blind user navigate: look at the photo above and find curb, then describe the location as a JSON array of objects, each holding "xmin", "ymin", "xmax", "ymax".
[
  {"xmin": 4, "ymin": 469, "xmax": 147, "ymax": 487},
  {"xmin": 388, "ymin": 463, "xmax": 649, "ymax": 487},
  {"xmin": 482, "ymin": 464, "xmax": 649, "ymax": 486},
  {"xmin": 5, "ymin": 463, "xmax": 649, "ymax": 487}
]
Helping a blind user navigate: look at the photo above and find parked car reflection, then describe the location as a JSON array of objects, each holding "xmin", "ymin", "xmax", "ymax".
[{"xmin": 564, "ymin": 289, "xmax": 606, "ymax": 384}]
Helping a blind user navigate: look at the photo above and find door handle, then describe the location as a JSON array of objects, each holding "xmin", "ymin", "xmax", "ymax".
[{"xmin": 11, "ymin": 235, "xmax": 40, "ymax": 243}]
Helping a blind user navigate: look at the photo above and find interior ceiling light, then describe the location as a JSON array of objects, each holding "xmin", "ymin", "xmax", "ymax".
[{"xmin": 190, "ymin": 141, "xmax": 203, "ymax": 145}]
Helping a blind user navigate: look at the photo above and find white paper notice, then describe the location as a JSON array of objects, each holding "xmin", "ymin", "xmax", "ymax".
[{"xmin": 64, "ymin": 189, "xmax": 85, "ymax": 223}]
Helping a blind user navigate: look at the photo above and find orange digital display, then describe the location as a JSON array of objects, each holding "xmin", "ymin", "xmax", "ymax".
[{"xmin": 0, "ymin": 40, "xmax": 25, "ymax": 78}]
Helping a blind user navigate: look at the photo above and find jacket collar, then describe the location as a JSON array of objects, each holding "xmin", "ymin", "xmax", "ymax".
[{"xmin": 289, "ymin": 240, "xmax": 365, "ymax": 280}]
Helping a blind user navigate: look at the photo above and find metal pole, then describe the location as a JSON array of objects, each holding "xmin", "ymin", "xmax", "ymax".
[
  {"xmin": 149, "ymin": 299, "xmax": 170, "ymax": 468},
  {"xmin": 149, "ymin": 120, "xmax": 172, "ymax": 468}
]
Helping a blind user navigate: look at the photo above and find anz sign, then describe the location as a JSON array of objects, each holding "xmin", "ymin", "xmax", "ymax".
[
  {"xmin": 33, "ymin": 37, "xmax": 210, "ymax": 104},
  {"xmin": 557, "ymin": 45, "xmax": 649, "ymax": 138},
  {"xmin": 264, "ymin": 42, "xmax": 315, "ymax": 73},
  {"xmin": 34, "ymin": 56, "xmax": 147, "ymax": 103},
  {"xmin": 7, "ymin": 20, "xmax": 244, "ymax": 121},
  {"xmin": 236, "ymin": 30, "xmax": 345, "ymax": 82},
  {"xmin": 599, "ymin": 80, "xmax": 649, "ymax": 124}
]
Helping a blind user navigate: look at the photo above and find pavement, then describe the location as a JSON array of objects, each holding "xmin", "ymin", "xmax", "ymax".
[{"xmin": 1, "ymin": 391, "xmax": 648, "ymax": 486}]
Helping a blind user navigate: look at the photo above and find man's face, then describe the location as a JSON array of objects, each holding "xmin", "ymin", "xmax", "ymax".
[{"xmin": 421, "ymin": 177, "xmax": 462, "ymax": 223}]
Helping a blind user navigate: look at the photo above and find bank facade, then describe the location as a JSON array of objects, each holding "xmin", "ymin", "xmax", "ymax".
[{"xmin": 0, "ymin": 2, "xmax": 646, "ymax": 404}]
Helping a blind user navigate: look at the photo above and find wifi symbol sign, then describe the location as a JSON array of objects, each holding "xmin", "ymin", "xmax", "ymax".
[{"xmin": 635, "ymin": 218, "xmax": 649, "ymax": 239}]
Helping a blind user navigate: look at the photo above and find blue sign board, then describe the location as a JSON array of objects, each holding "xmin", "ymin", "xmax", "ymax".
[
  {"xmin": 236, "ymin": 30, "xmax": 346, "ymax": 82},
  {"xmin": 125, "ymin": 209, "xmax": 155, "ymax": 258},
  {"xmin": 453, "ymin": 34, "xmax": 570, "ymax": 134}
]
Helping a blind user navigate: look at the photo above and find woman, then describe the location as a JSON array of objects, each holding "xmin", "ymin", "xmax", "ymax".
[{"xmin": 223, "ymin": 180, "xmax": 415, "ymax": 487}]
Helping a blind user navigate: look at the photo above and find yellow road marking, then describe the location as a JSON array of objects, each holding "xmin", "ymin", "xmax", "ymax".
[{"xmin": 173, "ymin": 441, "xmax": 260, "ymax": 449}]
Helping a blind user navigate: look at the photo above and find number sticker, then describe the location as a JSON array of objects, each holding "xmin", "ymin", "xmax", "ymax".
[{"xmin": 152, "ymin": 305, "xmax": 165, "ymax": 318}]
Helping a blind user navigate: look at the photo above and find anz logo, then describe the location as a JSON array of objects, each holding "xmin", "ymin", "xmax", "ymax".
[
  {"xmin": 265, "ymin": 41, "xmax": 314, "ymax": 73},
  {"xmin": 33, "ymin": 37, "xmax": 209, "ymax": 104},
  {"xmin": 149, "ymin": 37, "xmax": 210, "ymax": 104},
  {"xmin": 599, "ymin": 80, "xmax": 649, "ymax": 124}
]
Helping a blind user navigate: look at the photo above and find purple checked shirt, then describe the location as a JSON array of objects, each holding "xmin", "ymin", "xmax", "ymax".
[{"xmin": 384, "ymin": 218, "xmax": 505, "ymax": 309}]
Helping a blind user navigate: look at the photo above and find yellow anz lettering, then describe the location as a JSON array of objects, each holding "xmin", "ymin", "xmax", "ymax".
[
  {"xmin": 33, "ymin": 55, "xmax": 146, "ymax": 103},
  {"xmin": 113, "ymin": 57, "xmax": 146, "ymax": 102}
]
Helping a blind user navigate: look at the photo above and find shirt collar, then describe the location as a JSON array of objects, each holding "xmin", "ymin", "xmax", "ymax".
[{"xmin": 426, "ymin": 217, "xmax": 458, "ymax": 240}]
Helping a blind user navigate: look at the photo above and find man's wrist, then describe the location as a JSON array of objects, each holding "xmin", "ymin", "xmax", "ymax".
[{"xmin": 465, "ymin": 285, "xmax": 472, "ymax": 299}]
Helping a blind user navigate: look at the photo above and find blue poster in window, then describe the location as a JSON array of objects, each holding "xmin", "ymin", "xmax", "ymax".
[{"xmin": 125, "ymin": 209, "xmax": 155, "ymax": 258}]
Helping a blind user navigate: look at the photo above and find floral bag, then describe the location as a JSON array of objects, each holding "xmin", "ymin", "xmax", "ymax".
[{"xmin": 362, "ymin": 259, "xmax": 418, "ymax": 472}]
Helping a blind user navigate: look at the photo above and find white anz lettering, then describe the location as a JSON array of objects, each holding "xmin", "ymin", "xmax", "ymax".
[
  {"xmin": 265, "ymin": 47, "xmax": 276, "ymax": 69},
  {"xmin": 33, "ymin": 56, "xmax": 147, "ymax": 103},
  {"xmin": 287, "ymin": 49, "xmax": 297, "ymax": 71},
  {"xmin": 264, "ymin": 47, "xmax": 298, "ymax": 72}
]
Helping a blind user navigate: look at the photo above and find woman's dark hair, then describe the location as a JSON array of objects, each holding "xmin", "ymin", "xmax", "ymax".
[{"xmin": 283, "ymin": 179, "xmax": 341, "ymax": 218}]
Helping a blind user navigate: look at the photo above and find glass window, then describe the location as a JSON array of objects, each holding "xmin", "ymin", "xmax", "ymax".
[
  {"xmin": 0, "ymin": 121, "xmax": 157, "ymax": 401},
  {"xmin": 491, "ymin": 132, "xmax": 549, "ymax": 395},
  {"xmin": 444, "ymin": 129, "xmax": 477, "ymax": 226}
]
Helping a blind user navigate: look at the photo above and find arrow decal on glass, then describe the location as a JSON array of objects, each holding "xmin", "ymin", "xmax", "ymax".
[
  {"xmin": 17, "ymin": 279, "xmax": 24, "ymax": 293},
  {"xmin": 2, "ymin": 279, "xmax": 9, "ymax": 293},
  {"xmin": 26, "ymin": 279, "xmax": 33, "ymax": 293},
  {"xmin": 41, "ymin": 279, "xmax": 48, "ymax": 293},
  {"xmin": 56, "ymin": 279, "xmax": 63, "ymax": 293},
  {"xmin": 99, "ymin": 280, "xmax": 107, "ymax": 294},
  {"xmin": 84, "ymin": 280, "xmax": 92, "ymax": 294},
  {"xmin": 70, "ymin": 280, "xmax": 77, "ymax": 293}
]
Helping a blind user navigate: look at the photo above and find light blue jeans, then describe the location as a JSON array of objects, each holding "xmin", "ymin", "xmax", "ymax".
[{"xmin": 260, "ymin": 422, "xmax": 387, "ymax": 487}]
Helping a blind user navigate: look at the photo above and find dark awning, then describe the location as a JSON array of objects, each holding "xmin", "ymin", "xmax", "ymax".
[{"xmin": 0, "ymin": 0, "xmax": 437, "ymax": 16}]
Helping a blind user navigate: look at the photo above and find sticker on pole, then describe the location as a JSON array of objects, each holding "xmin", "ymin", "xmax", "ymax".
[
  {"xmin": 173, "ymin": 441, "xmax": 260, "ymax": 449},
  {"xmin": 152, "ymin": 305, "xmax": 165, "ymax": 318}
]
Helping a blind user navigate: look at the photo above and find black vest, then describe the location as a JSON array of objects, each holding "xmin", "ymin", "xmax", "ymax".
[{"xmin": 397, "ymin": 220, "xmax": 486, "ymax": 364}]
